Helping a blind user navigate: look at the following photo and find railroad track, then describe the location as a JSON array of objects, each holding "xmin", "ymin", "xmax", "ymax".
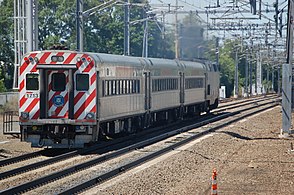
[
  {"xmin": 0, "ymin": 94, "xmax": 275, "ymax": 167},
  {"xmin": 215, "ymin": 94, "xmax": 278, "ymax": 112},
  {"xmin": 217, "ymin": 94, "xmax": 277, "ymax": 108},
  {"xmin": 0, "ymin": 94, "xmax": 276, "ymax": 179},
  {"xmin": 0, "ymin": 96, "xmax": 279, "ymax": 194}
]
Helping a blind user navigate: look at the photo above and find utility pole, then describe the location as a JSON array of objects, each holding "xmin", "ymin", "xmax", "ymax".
[
  {"xmin": 271, "ymin": 69, "xmax": 274, "ymax": 92},
  {"xmin": 216, "ymin": 37, "xmax": 219, "ymax": 67},
  {"xmin": 175, "ymin": 0, "xmax": 179, "ymax": 59},
  {"xmin": 142, "ymin": 14, "xmax": 148, "ymax": 58},
  {"xmin": 249, "ymin": 58, "xmax": 253, "ymax": 95},
  {"xmin": 278, "ymin": 65, "xmax": 281, "ymax": 95},
  {"xmin": 281, "ymin": 0, "xmax": 294, "ymax": 136},
  {"xmin": 234, "ymin": 47, "xmax": 239, "ymax": 98},
  {"xmin": 26, "ymin": 0, "xmax": 33, "ymax": 52},
  {"xmin": 245, "ymin": 53, "xmax": 249, "ymax": 97},
  {"xmin": 124, "ymin": 0, "xmax": 130, "ymax": 56},
  {"xmin": 76, "ymin": 0, "xmax": 83, "ymax": 52},
  {"xmin": 255, "ymin": 54, "xmax": 259, "ymax": 94}
]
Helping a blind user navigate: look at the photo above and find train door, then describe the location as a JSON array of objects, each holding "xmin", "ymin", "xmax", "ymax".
[
  {"xmin": 144, "ymin": 72, "xmax": 151, "ymax": 110},
  {"xmin": 179, "ymin": 72, "xmax": 185, "ymax": 118},
  {"xmin": 47, "ymin": 70, "xmax": 70, "ymax": 118},
  {"xmin": 204, "ymin": 72, "xmax": 207, "ymax": 100},
  {"xmin": 179, "ymin": 72, "xmax": 185, "ymax": 104}
]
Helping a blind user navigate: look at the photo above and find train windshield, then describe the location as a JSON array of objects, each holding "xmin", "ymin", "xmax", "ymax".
[
  {"xmin": 52, "ymin": 73, "xmax": 66, "ymax": 91},
  {"xmin": 26, "ymin": 74, "xmax": 39, "ymax": 90},
  {"xmin": 76, "ymin": 74, "xmax": 89, "ymax": 91}
]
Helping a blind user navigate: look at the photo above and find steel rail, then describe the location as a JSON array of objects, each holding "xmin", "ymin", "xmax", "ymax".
[
  {"xmin": 217, "ymin": 94, "xmax": 278, "ymax": 109},
  {"xmin": 215, "ymin": 95, "xmax": 279, "ymax": 112},
  {"xmin": 0, "ymin": 135, "xmax": 136, "ymax": 180},
  {"xmin": 0, "ymin": 151, "xmax": 42, "ymax": 167}
]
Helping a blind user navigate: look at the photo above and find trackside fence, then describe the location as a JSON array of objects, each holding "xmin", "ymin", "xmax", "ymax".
[{"xmin": 3, "ymin": 111, "xmax": 20, "ymax": 135}]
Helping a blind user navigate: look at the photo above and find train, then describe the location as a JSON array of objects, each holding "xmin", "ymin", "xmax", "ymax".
[{"xmin": 19, "ymin": 50, "xmax": 220, "ymax": 148}]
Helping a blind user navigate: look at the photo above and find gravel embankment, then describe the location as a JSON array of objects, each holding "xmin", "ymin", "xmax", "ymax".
[
  {"xmin": 82, "ymin": 106, "xmax": 294, "ymax": 194},
  {"xmin": 1, "ymin": 106, "xmax": 294, "ymax": 194}
]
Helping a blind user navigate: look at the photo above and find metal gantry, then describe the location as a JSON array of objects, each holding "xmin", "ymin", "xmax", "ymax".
[{"xmin": 13, "ymin": 0, "xmax": 38, "ymax": 89}]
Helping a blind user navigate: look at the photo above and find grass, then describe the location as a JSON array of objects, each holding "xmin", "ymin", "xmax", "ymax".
[{"xmin": 0, "ymin": 96, "xmax": 18, "ymax": 114}]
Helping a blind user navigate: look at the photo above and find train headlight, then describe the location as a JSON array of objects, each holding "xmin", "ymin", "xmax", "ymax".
[
  {"xmin": 86, "ymin": 112, "xmax": 95, "ymax": 119},
  {"xmin": 51, "ymin": 56, "xmax": 58, "ymax": 62},
  {"xmin": 20, "ymin": 112, "xmax": 29, "ymax": 120},
  {"xmin": 34, "ymin": 57, "xmax": 39, "ymax": 63},
  {"xmin": 57, "ymin": 56, "xmax": 64, "ymax": 62}
]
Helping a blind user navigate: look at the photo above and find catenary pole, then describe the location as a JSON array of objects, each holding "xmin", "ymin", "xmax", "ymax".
[{"xmin": 281, "ymin": 0, "xmax": 294, "ymax": 136}]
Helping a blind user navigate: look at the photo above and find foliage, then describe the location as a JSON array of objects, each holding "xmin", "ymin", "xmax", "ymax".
[
  {"xmin": 0, "ymin": 0, "xmax": 14, "ymax": 91},
  {"xmin": 0, "ymin": 0, "xmax": 177, "ymax": 91},
  {"xmin": 37, "ymin": 0, "xmax": 174, "ymax": 58},
  {"xmin": 180, "ymin": 14, "xmax": 206, "ymax": 60},
  {"xmin": 38, "ymin": 0, "xmax": 76, "ymax": 49},
  {"xmin": 205, "ymin": 38, "xmax": 242, "ymax": 97}
]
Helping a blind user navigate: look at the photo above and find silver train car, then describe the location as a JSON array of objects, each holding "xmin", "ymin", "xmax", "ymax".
[{"xmin": 19, "ymin": 50, "xmax": 219, "ymax": 148}]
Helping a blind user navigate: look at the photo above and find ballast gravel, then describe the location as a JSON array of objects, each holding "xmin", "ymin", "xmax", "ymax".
[
  {"xmin": 1, "ymin": 105, "xmax": 294, "ymax": 194},
  {"xmin": 82, "ymin": 106, "xmax": 294, "ymax": 195}
]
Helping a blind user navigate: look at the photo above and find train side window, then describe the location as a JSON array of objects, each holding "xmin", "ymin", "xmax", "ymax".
[
  {"xmin": 52, "ymin": 73, "xmax": 66, "ymax": 91},
  {"xmin": 130, "ymin": 80, "xmax": 133, "ymax": 93},
  {"xmin": 117, "ymin": 80, "xmax": 120, "ymax": 95},
  {"xmin": 123, "ymin": 80, "xmax": 128, "ymax": 94},
  {"xmin": 108, "ymin": 80, "xmax": 112, "ymax": 95},
  {"xmin": 76, "ymin": 74, "xmax": 89, "ymax": 91},
  {"xmin": 128, "ymin": 80, "xmax": 131, "ymax": 94},
  {"xmin": 102, "ymin": 80, "xmax": 105, "ymax": 96},
  {"xmin": 207, "ymin": 84, "xmax": 211, "ymax": 95},
  {"xmin": 131, "ymin": 80, "xmax": 135, "ymax": 93},
  {"xmin": 26, "ymin": 74, "xmax": 39, "ymax": 90},
  {"xmin": 136, "ymin": 80, "xmax": 140, "ymax": 93},
  {"xmin": 121, "ymin": 80, "xmax": 124, "ymax": 94},
  {"xmin": 112, "ymin": 80, "xmax": 116, "ymax": 95}
]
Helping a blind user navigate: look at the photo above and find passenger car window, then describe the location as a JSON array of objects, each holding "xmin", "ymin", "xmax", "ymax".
[
  {"xmin": 76, "ymin": 74, "xmax": 89, "ymax": 91},
  {"xmin": 52, "ymin": 73, "xmax": 66, "ymax": 91},
  {"xmin": 26, "ymin": 74, "xmax": 39, "ymax": 90}
]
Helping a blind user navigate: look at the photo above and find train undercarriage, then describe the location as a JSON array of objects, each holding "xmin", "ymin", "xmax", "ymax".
[
  {"xmin": 21, "ymin": 99, "xmax": 218, "ymax": 148},
  {"xmin": 99, "ymin": 100, "xmax": 215, "ymax": 138}
]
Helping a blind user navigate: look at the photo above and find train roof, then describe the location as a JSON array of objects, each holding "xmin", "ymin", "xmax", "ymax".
[
  {"xmin": 89, "ymin": 52, "xmax": 147, "ymax": 68},
  {"xmin": 24, "ymin": 50, "xmax": 209, "ymax": 71},
  {"xmin": 90, "ymin": 52, "xmax": 207, "ymax": 71}
]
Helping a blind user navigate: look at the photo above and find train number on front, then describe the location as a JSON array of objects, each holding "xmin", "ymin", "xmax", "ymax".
[{"xmin": 26, "ymin": 93, "xmax": 39, "ymax": 98}]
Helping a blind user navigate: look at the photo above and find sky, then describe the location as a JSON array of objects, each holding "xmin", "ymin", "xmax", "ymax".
[{"xmin": 147, "ymin": 0, "xmax": 285, "ymax": 47}]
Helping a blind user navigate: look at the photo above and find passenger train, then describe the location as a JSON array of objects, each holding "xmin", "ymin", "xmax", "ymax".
[{"xmin": 19, "ymin": 50, "xmax": 219, "ymax": 148}]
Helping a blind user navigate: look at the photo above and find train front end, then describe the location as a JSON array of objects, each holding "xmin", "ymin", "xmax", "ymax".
[{"xmin": 19, "ymin": 51, "xmax": 98, "ymax": 148}]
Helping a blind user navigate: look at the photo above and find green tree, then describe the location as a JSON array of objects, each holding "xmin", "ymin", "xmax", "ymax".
[
  {"xmin": 38, "ymin": 0, "xmax": 76, "ymax": 49},
  {"xmin": 0, "ymin": 0, "xmax": 176, "ymax": 91},
  {"xmin": 0, "ymin": 0, "xmax": 14, "ymax": 91},
  {"xmin": 205, "ymin": 38, "xmax": 238, "ymax": 97},
  {"xmin": 180, "ymin": 14, "xmax": 206, "ymax": 60},
  {"xmin": 37, "ymin": 0, "xmax": 174, "ymax": 57}
]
